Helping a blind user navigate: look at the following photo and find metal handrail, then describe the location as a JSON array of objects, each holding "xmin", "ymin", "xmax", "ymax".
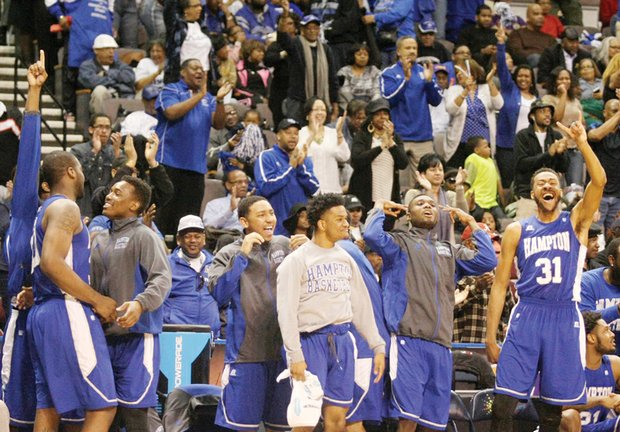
[{"xmin": 13, "ymin": 56, "xmax": 68, "ymax": 150}]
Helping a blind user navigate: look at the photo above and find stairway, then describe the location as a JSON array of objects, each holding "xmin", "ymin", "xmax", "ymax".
[{"xmin": 0, "ymin": 45, "xmax": 85, "ymax": 154}]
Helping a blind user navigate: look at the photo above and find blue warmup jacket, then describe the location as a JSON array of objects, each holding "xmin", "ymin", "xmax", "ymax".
[
  {"xmin": 364, "ymin": 209, "xmax": 497, "ymax": 347},
  {"xmin": 254, "ymin": 145, "xmax": 319, "ymax": 235},
  {"xmin": 373, "ymin": 0, "xmax": 434, "ymax": 39},
  {"xmin": 5, "ymin": 113, "xmax": 39, "ymax": 296},
  {"xmin": 163, "ymin": 248, "xmax": 220, "ymax": 336},
  {"xmin": 380, "ymin": 62, "xmax": 442, "ymax": 142}
]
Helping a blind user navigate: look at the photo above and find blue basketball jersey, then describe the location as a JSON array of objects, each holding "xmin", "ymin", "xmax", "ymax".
[
  {"xmin": 582, "ymin": 355, "xmax": 616, "ymax": 426},
  {"xmin": 516, "ymin": 211, "xmax": 586, "ymax": 302},
  {"xmin": 31, "ymin": 195, "xmax": 90, "ymax": 300}
]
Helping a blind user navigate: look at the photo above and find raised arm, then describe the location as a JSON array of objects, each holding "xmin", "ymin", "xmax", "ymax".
[
  {"xmin": 363, "ymin": 200, "xmax": 408, "ymax": 260},
  {"xmin": 557, "ymin": 117, "xmax": 607, "ymax": 243},
  {"xmin": 486, "ymin": 221, "xmax": 521, "ymax": 363}
]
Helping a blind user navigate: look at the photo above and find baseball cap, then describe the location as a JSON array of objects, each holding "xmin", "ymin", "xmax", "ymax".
[
  {"xmin": 344, "ymin": 195, "xmax": 365, "ymax": 211},
  {"xmin": 92, "ymin": 34, "xmax": 119, "ymax": 49},
  {"xmin": 418, "ymin": 20, "xmax": 438, "ymax": 34},
  {"xmin": 300, "ymin": 15, "xmax": 321, "ymax": 26},
  {"xmin": 142, "ymin": 85, "xmax": 161, "ymax": 101},
  {"xmin": 365, "ymin": 98, "xmax": 390, "ymax": 116},
  {"xmin": 177, "ymin": 215, "xmax": 205, "ymax": 234},
  {"xmin": 561, "ymin": 27, "xmax": 580, "ymax": 41},
  {"xmin": 434, "ymin": 64, "xmax": 449, "ymax": 75},
  {"xmin": 528, "ymin": 99, "xmax": 555, "ymax": 123},
  {"xmin": 277, "ymin": 118, "xmax": 301, "ymax": 132},
  {"xmin": 461, "ymin": 223, "xmax": 492, "ymax": 241}
]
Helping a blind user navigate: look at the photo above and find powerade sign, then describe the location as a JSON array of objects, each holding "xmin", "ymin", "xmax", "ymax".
[{"xmin": 159, "ymin": 332, "xmax": 212, "ymax": 393}]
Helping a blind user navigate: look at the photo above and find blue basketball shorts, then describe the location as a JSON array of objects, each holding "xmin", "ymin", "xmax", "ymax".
[
  {"xmin": 27, "ymin": 297, "xmax": 117, "ymax": 414},
  {"xmin": 346, "ymin": 356, "xmax": 384, "ymax": 423},
  {"xmin": 300, "ymin": 323, "xmax": 356, "ymax": 408},
  {"xmin": 107, "ymin": 333, "xmax": 159, "ymax": 409},
  {"xmin": 389, "ymin": 336, "xmax": 452, "ymax": 430},
  {"xmin": 583, "ymin": 417, "xmax": 620, "ymax": 432},
  {"xmin": 215, "ymin": 360, "xmax": 291, "ymax": 431},
  {"xmin": 495, "ymin": 297, "xmax": 587, "ymax": 405}
]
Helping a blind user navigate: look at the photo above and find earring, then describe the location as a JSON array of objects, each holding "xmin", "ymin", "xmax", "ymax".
[{"xmin": 367, "ymin": 123, "xmax": 375, "ymax": 133}]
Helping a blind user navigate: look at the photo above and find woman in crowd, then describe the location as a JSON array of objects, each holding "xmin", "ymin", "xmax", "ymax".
[
  {"xmin": 163, "ymin": 0, "xmax": 211, "ymax": 83},
  {"xmin": 235, "ymin": 39, "xmax": 271, "ymax": 107},
  {"xmin": 602, "ymin": 53, "xmax": 620, "ymax": 103},
  {"xmin": 577, "ymin": 58, "xmax": 604, "ymax": 127},
  {"xmin": 336, "ymin": 43, "xmax": 381, "ymax": 112},
  {"xmin": 542, "ymin": 66, "xmax": 584, "ymax": 185},
  {"xmin": 298, "ymin": 97, "xmax": 350, "ymax": 193},
  {"xmin": 349, "ymin": 98, "xmax": 408, "ymax": 211},
  {"xmin": 134, "ymin": 39, "xmax": 166, "ymax": 93},
  {"xmin": 494, "ymin": 25, "xmax": 537, "ymax": 189},
  {"xmin": 594, "ymin": 36, "xmax": 620, "ymax": 73},
  {"xmin": 444, "ymin": 59, "xmax": 503, "ymax": 169},
  {"xmin": 404, "ymin": 153, "xmax": 468, "ymax": 243}
]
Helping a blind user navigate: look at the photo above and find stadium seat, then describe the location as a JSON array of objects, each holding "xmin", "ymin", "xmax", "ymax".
[
  {"xmin": 448, "ymin": 390, "xmax": 474, "ymax": 432},
  {"xmin": 162, "ymin": 384, "xmax": 231, "ymax": 432}
]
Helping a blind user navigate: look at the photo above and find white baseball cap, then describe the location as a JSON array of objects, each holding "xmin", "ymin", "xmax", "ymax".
[
  {"xmin": 92, "ymin": 34, "xmax": 119, "ymax": 50},
  {"xmin": 177, "ymin": 215, "xmax": 205, "ymax": 234}
]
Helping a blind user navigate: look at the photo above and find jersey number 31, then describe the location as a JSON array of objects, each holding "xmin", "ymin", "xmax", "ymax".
[{"xmin": 535, "ymin": 257, "xmax": 562, "ymax": 284}]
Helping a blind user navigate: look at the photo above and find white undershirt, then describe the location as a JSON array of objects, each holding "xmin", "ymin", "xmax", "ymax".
[
  {"xmin": 181, "ymin": 22, "xmax": 211, "ymax": 71},
  {"xmin": 535, "ymin": 131, "xmax": 547, "ymax": 153},
  {"xmin": 370, "ymin": 137, "xmax": 394, "ymax": 202},
  {"xmin": 516, "ymin": 95, "xmax": 534, "ymax": 134}
]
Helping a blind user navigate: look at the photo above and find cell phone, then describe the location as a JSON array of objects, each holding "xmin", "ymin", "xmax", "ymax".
[{"xmin": 593, "ymin": 87, "xmax": 601, "ymax": 93}]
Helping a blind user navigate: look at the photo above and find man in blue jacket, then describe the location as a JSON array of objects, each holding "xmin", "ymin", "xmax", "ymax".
[
  {"xmin": 163, "ymin": 215, "xmax": 220, "ymax": 336},
  {"xmin": 380, "ymin": 36, "xmax": 442, "ymax": 190},
  {"xmin": 364, "ymin": 195, "xmax": 497, "ymax": 431},
  {"xmin": 254, "ymin": 118, "xmax": 320, "ymax": 235}
]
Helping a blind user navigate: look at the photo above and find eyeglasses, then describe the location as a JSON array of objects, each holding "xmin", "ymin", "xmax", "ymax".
[{"xmin": 229, "ymin": 179, "xmax": 249, "ymax": 185}]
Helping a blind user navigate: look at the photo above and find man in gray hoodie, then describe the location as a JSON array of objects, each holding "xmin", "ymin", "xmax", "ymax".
[
  {"xmin": 277, "ymin": 193, "xmax": 386, "ymax": 432},
  {"xmin": 90, "ymin": 175, "xmax": 171, "ymax": 431}
]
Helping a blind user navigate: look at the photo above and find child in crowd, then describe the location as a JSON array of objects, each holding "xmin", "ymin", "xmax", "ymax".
[{"xmin": 464, "ymin": 136, "xmax": 506, "ymax": 222}]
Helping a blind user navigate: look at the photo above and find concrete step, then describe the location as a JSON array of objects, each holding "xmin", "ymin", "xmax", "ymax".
[
  {"xmin": 0, "ymin": 67, "xmax": 26, "ymax": 77},
  {"xmin": 42, "ymin": 132, "xmax": 83, "ymax": 144}
]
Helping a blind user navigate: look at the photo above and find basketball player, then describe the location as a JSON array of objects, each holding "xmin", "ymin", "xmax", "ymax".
[{"xmin": 486, "ymin": 117, "xmax": 607, "ymax": 431}]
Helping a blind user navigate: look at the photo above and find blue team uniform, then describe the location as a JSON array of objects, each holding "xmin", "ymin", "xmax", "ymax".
[
  {"xmin": 27, "ymin": 195, "xmax": 117, "ymax": 414},
  {"xmin": 581, "ymin": 355, "xmax": 620, "ymax": 432},
  {"xmin": 495, "ymin": 211, "xmax": 587, "ymax": 405},
  {"xmin": 580, "ymin": 268, "xmax": 620, "ymax": 356}
]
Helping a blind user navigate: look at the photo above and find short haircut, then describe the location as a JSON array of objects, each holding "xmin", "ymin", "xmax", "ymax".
[
  {"xmin": 303, "ymin": 96, "xmax": 328, "ymax": 119},
  {"xmin": 467, "ymin": 135, "xmax": 486, "ymax": 153},
  {"xmin": 241, "ymin": 39, "xmax": 266, "ymax": 62},
  {"xmin": 530, "ymin": 167, "xmax": 560, "ymax": 189},
  {"xmin": 238, "ymin": 195, "xmax": 268, "ymax": 219},
  {"xmin": 346, "ymin": 99, "xmax": 367, "ymax": 117},
  {"xmin": 607, "ymin": 237, "xmax": 620, "ymax": 263},
  {"xmin": 307, "ymin": 193, "xmax": 345, "ymax": 228},
  {"xmin": 407, "ymin": 192, "xmax": 435, "ymax": 212},
  {"xmin": 181, "ymin": 58, "xmax": 201, "ymax": 70},
  {"xmin": 418, "ymin": 153, "xmax": 445, "ymax": 174},
  {"xmin": 396, "ymin": 36, "xmax": 416, "ymax": 51},
  {"xmin": 89, "ymin": 112, "xmax": 111, "ymax": 127},
  {"xmin": 120, "ymin": 175, "xmax": 152, "ymax": 215},
  {"xmin": 41, "ymin": 151, "xmax": 79, "ymax": 188},
  {"xmin": 476, "ymin": 4, "xmax": 491, "ymax": 14},
  {"xmin": 582, "ymin": 311, "xmax": 603, "ymax": 335}
]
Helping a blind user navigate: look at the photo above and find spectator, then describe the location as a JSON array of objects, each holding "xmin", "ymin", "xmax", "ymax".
[
  {"xmin": 226, "ymin": 25, "xmax": 246, "ymax": 64},
  {"xmin": 282, "ymin": 203, "xmax": 310, "ymax": 237},
  {"xmin": 494, "ymin": 25, "xmax": 537, "ymax": 189},
  {"xmin": 337, "ymin": 43, "xmax": 381, "ymax": 112},
  {"xmin": 47, "ymin": 0, "xmax": 114, "ymax": 117},
  {"xmin": 349, "ymin": 98, "xmax": 408, "ymax": 211},
  {"xmin": 444, "ymin": 44, "xmax": 472, "ymax": 87},
  {"xmin": 506, "ymin": 3, "xmax": 556, "ymax": 67},
  {"xmin": 155, "ymin": 59, "xmax": 230, "ymax": 236},
  {"xmin": 344, "ymin": 194, "xmax": 365, "ymax": 242},
  {"xmin": 600, "ymin": 0, "xmax": 618, "ymax": 29},
  {"xmin": 456, "ymin": 4, "xmax": 498, "ymax": 68},
  {"xmin": 536, "ymin": 0, "xmax": 564, "ymax": 38},
  {"xmin": 416, "ymin": 20, "xmax": 451, "ymax": 65},
  {"xmin": 339, "ymin": 99, "xmax": 367, "ymax": 147},
  {"xmin": 595, "ymin": 37, "xmax": 620, "ymax": 74},
  {"xmin": 585, "ymin": 224, "xmax": 602, "ymax": 271},
  {"xmin": 134, "ymin": 39, "xmax": 166, "ymax": 93},
  {"xmin": 587, "ymin": 99, "xmax": 620, "ymax": 233},
  {"xmin": 70, "ymin": 113, "xmax": 121, "ymax": 218},
  {"xmin": 513, "ymin": 100, "xmax": 569, "ymax": 219},
  {"xmin": 216, "ymin": 110, "xmax": 267, "ymax": 179},
  {"xmin": 364, "ymin": 196, "xmax": 495, "ymax": 432},
  {"xmin": 234, "ymin": 0, "xmax": 279, "ymax": 42},
  {"xmin": 404, "ymin": 153, "xmax": 469, "ymax": 243},
  {"xmin": 139, "ymin": 0, "xmax": 165, "ymax": 41},
  {"xmin": 380, "ymin": 36, "xmax": 442, "ymax": 190},
  {"xmin": 361, "ymin": 0, "xmax": 416, "ymax": 65},
  {"xmin": 254, "ymin": 118, "xmax": 319, "ymax": 235},
  {"xmin": 209, "ymin": 103, "xmax": 240, "ymax": 154},
  {"xmin": 464, "ymin": 136, "xmax": 506, "ymax": 221},
  {"xmin": 537, "ymin": 27, "xmax": 591, "ymax": 86},
  {"xmin": 264, "ymin": 12, "xmax": 298, "ymax": 126},
  {"xmin": 208, "ymin": 34, "xmax": 237, "ymax": 97},
  {"xmin": 279, "ymin": 12, "xmax": 339, "ymax": 123},
  {"xmin": 0, "ymin": 102, "xmax": 21, "ymax": 186},
  {"xmin": 78, "ymin": 34, "xmax": 136, "ymax": 114},
  {"xmin": 234, "ymin": 39, "xmax": 271, "ymax": 106},
  {"xmin": 202, "ymin": 169, "xmax": 248, "ymax": 231},
  {"xmin": 578, "ymin": 58, "xmax": 604, "ymax": 128},
  {"xmin": 163, "ymin": 0, "xmax": 211, "ymax": 84},
  {"xmin": 580, "ymin": 239, "xmax": 620, "ymax": 354},
  {"xmin": 602, "ymin": 53, "xmax": 620, "ymax": 103},
  {"xmin": 203, "ymin": 0, "xmax": 236, "ymax": 33},
  {"xmin": 298, "ymin": 97, "xmax": 349, "ymax": 193},
  {"xmin": 542, "ymin": 66, "xmax": 585, "ymax": 185},
  {"xmin": 163, "ymin": 215, "xmax": 220, "ymax": 333},
  {"xmin": 444, "ymin": 60, "xmax": 503, "ymax": 169},
  {"xmin": 431, "ymin": 66, "xmax": 451, "ymax": 160},
  {"xmin": 445, "ymin": 0, "xmax": 484, "ymax": 43},
  {"xmin": 550, "ymin": 0, "xmax": 582, "ymax": 26}
]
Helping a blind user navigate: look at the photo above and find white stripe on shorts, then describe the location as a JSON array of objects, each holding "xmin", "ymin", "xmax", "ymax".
[{"xmin": 117, "ymin": 334, "xmax": 155, "ymax": 405}]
